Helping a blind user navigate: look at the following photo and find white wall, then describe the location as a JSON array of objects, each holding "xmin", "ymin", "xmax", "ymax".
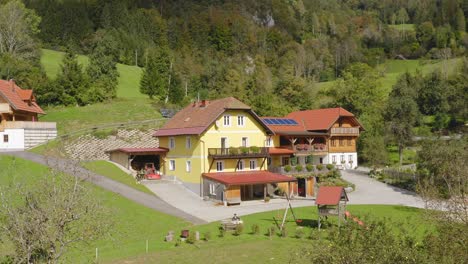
[
  {"xmin": 327, "ymin": 152, "xmax": 358, "ymax": 169},
  {"xmin": 0, "ymin": 129, "xmax": 25, "ymax": 150}
]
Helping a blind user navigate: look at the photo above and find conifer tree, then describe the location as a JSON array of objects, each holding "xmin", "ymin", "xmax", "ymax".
[
  {"xmin": 55, "ymin": 48, "xmax": 88, "ymax": 105},
  {"xmin": 140, "ymin": 48, "xmax": 171, "ymax": 100}
]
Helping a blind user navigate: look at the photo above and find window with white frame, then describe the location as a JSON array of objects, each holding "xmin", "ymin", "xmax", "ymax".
[
  {"xmin": 241, "ymin": 137, "xmax": 248, "ymax": 147},
  {"xmin": 209, "ymin": 183, "xmax": 216, "ymax": 195},
  {"xmin": 186, "ymin": 160, "xmax": 191, "ymax": 172},
  {"xmin": 340, "ymin": 155, "xmax": 345, "ymax": 163},
  {"xmin": 265, "ymin": 137, "xmax": 273, "ymax": 147},
  {"xmin": 169, "ymin": 160, "xmax": 176, "ymax": 171},
  {"xmin": 237, "ymin": 115, "xmax": 245, "ymax": 126},
  {"xmin": 223, "ymin": 115, "xmax": 231, "ymax": 126},
  {"xmin": 169, "ymin": 137, "xmax": 175, "ymax": 149},
  {"xmin": 186, "ymin": 136, "xmax": 191, "ymax": 149},
  {"xmin": 332, "ymin": 155, "xmax": 336, "ymax": 163},
  {"xmin": 249, "ymin": 160, "xmax": 257, "ymax": 170},
  {"xmin": 216, "ymin": 161, "xmax": 224, "ymax": 172},
  {"xmin": 3, "ymin": 134, "xmax": 8, "ymax": 143},
  {"xmin": 348, "ymin": 155, "xmax": 353, "ymax": 163},
  {"xmin": 237, "ymin": 160, "xmax": 245, "ymax": 171}
]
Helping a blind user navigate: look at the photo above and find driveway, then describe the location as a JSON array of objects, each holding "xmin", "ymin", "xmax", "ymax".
[
  {"xmin": 341, "ymin": 169, "xmax": 425, "ymax": 208},
  {"xmin": 144, "ymin": 181, "xmax": 315, "ymax": 222}
]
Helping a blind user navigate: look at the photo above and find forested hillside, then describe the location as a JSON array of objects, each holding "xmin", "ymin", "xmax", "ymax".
[{"xmin": 0, "ymin": 0, "xmax": 466, "ymax": 165}]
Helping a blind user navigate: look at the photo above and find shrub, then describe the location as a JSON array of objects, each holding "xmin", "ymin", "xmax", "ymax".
[
  {"xmin": 218, "ymin": 226, "xmax": 226, "ymax": 237},
  {"xmin": 306, "ymin": 164, "xmax": 314, "ymax": 172},
  {"xmin": 316, "ymin": 164, "xmax": 324, "ymax": 171},
  {"xmin": 186, "ymin": 232, "xmax": 196, "ymax": 244},
  {"xmin": 175, "ymin": 238, "xmax": 182, "ymax": 247},
  {"xmin": 326, "ymin": 164, "xmax": 334, "ymax": 170},
  {"xmin": 234, "ymin": 224, "xmax": 244, "ymax": 236},
  {"xmin": 229, "ymin": 147, "xmax": 238, "ymax": 155},
  {"xmin": 284, "ymin": 165, "xmax": 292, "ymax": 172},
  {"xmin": 264, "ymin": 196, "xmax": 270, "ymax": 202},
  {"xmin": 203, "ymin": 231, "xmax": 212, "ymax": 241},
  {"xmin": 249, "ymin": 146, "xmax": 260, "ymax": 153},
  {"xmin": 295, "ymin": 165, "xmax": 303, "ymax": 172},
  {"xmin": 281, "ymin": 227, "xmax": 288, "ymax": 238},
  {"xmin": 308, "ymin": 229, "xmax": 319, "ymax": 240},
  {"xmin": 291, "ymin": 157, "xmax": 298, "ymax": 166},
  {"xmin": 251, "ymin": 224, "xmax": 260, "ymax": 235},
  {"xmin": 295, "ymin": 228, "xmax": 305, "ymax": 239},
  {"xmin": 239, "ymin": 146, "xmax": 249, "ymax": 154},
  {"xmin": 268, "ymin": 226, "xmax": 276, "ymax": 238}
]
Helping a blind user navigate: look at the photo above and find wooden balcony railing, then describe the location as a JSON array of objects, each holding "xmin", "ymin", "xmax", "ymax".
[
  {"xmin": 282, "ymin": 144, "xmax": 328, "ymax": 154},
  {"xmin": 330, "ymin": 127, "xmax": 360, "ymax": 135},
  {"xmin": 208, "ymin": 147, "xmax": 269, "ymax": 159}
]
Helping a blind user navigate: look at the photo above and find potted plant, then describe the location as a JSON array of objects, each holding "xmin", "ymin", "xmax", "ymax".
[
  {"xmin": 229, "ymin": 147, "xmax": 238, "ymax": 155},
  {"xmin": 295, "ymin": 164, "xmax": 303, "ymax": 172},
  {"xmin": 316, "ymin": 164, "xmax": 324, "ymax": 171},
  {"xmin": 326, "ymin": 164, "xmax": 334, "ymax": 170},
  {"xmin": 249, "ymin": 146, "xmax": 260, "ymax": 154},
  {"xmin": 284, "ymin": 165, "xmax": 292, "ymax": 172},
  {"xmin": 240, "ymin": 146, "xmax": 249, "ymax": 154},
  {"xmin": 264, "ymin": 196, "xmax": 270, "ymax": 203},
  {"xmin": 306, "ymin": 164, "xmax": 314, "ymax": 172}
]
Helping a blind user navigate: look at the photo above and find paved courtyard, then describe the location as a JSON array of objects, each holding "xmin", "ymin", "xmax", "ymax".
[
  {"xmin": 143, "ymin": 181, "xmax": 315, "ymax": 222},
  {"xmin": 341, "ymin": 169, "xmax": 425, "ymax": 208}
]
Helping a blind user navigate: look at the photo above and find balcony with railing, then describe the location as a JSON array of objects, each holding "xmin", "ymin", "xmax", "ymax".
[
  {"xmin": 2, "ymin": 121, "xmax": 57, "ymax": 130},
  {"xmin": 208, "ymin": 146, "xmax": 269, "ymax": 159},
  {"xmin": 330, "ymin": 127, "xmax": 360, "ymax": 135},
  {"xmin": 269, "ymin": 164, "xmax": 332, "ymax": 175},
  {"xmin": 281, "ymin": 143, "xmax": 328, "ymax": 155}
]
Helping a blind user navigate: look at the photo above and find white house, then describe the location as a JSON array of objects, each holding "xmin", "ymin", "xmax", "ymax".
[{"xmin": 0, "ymin": 79, "xmax": 57, "ymax": 151}]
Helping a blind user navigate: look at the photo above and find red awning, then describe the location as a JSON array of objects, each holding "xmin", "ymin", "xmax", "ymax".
[
  {"xmin": 202, "ymin": 171, "xmax": 296, "ymax": 186},
  {"xmin": 315, "ymin": 186, "xmax": 349, "ymax": 205},
  {"xmin": 106, "ymin": 147, "xmax": 169, "ymax": 154},
  {"xmin": 268, "ymin": 147, "xmax": 295, "ymax": 155}
]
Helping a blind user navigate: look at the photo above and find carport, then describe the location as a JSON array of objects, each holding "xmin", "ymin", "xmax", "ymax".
[{"xmin": 106, "ymin": 147, "xmax": 169, "ymax": 172}]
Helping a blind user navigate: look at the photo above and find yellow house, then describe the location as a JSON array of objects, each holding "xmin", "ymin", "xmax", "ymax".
[{"xmin": 154, "ymin": 97, "xmax": 296, "ymax": 204}]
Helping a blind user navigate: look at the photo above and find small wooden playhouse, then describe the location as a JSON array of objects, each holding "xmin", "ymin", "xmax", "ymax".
[{"xmin": 315, "ymin": 186, "xmax": 349, "ymax": 230}]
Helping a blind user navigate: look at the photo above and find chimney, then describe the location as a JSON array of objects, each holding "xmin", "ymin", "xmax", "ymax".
[
  {"xmin": 9, "ymin": 79, "xmax": 15, "ymax": 92},
  {"xmin": 199, "ymin": 100, "xmax": 209, "ymax": 107}
]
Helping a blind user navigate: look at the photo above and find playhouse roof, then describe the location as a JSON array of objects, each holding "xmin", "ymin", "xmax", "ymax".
[{"xmin": 315, "ymin": 186, "xmax": 349, "ymax": 205}]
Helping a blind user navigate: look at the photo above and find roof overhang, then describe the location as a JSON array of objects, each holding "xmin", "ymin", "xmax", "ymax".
[
  {"xmin": 106, "ymin": 147, "xmax": 169, "ymax": 155},
  {"xmin": 274, "ymin": 131, "xmax": 328, "ymax": 136},
  {"xmin": 202, "ymin": 171, "xmax": 296, "ymax": 186},
  {"xmin": 268, "ymin": 147, "xmax": 295, "ymax": 155},
  {"xmin": 315, "ymin": 186, "xmax": 349, "ymax": 205}
]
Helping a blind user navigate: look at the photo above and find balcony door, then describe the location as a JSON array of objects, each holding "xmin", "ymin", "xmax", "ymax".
[{"xmin": 221, "ymin": 137, "xmax": 228, "ymax": 154}]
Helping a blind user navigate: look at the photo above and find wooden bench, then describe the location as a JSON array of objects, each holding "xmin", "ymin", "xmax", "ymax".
[{"xmin": 220, "ymin": 219, "xmax": 242, "ymax": 231}]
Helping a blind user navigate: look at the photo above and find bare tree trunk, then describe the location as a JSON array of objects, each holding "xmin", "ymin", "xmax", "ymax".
[{"xmin": 165, "ymin": 61, "xmax": 173, "ymax": 104}]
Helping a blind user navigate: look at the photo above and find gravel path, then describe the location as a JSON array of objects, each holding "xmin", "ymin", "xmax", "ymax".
[
  {"xmin": 0, "ymin": 151, "xmax": 207, "ymax": 225},
  {"xmin": 341, "ymin": 169, "xmax": 425, "ymax": 208}
]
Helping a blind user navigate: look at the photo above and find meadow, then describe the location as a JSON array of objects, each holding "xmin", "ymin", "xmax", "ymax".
[{"xmin": 0, "ymin": 155, "xmax": 433, "ymax": 264}]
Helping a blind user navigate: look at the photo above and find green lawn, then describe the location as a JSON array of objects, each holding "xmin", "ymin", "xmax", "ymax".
[
  {"xmin": 387, "ymin": 145, "xmax": 418, "ymax": 166},
  {"xmin": 40, "ymin": 49, "xmax": 145, "ymax": 99},
  {"xmin": 0, "ymin": 155, "xmax": 190, "ymax": 263},
  {"xmin": 40, "ymin": 98, "xmax": 163, "ymax": 135},
  {"xmin": 81, "ymin": 160, "xmax": 154, "ymax": 195},
  {"xmin": 113, "ymin": 204, "xmax": 431, "ymax": 264},
  {"xmin": 0, "ymin": 155, "xmax": 432, "ymax": 263}
]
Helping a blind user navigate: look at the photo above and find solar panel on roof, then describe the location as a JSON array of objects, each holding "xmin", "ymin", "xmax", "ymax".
[
  {"xmin": 270, "ymin": 119, "xmax": 280, "ymax": 125},
  {"xmin": 287, "ymin": 119, "xmax": 298, "ymax": 125},
  {"xmin": 277, "ymin": 119, "xmax": 287, "ymax": 124},
  {"xmin": 283, "ymin": 119, "xmax": 292, "ymax": 124},
  {"xmin": 263, "ymin": 119, "xmax": 272, "ymax": 124}
]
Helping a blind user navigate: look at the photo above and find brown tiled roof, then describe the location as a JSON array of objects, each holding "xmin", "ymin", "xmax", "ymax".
[
  {"xmin": 287, "ymin": 107, "xmax": 354, "ymax": 131},
  {"xmin": 315, "ymin": 186, "xmax": 349, "ymax": 205},
  {"xmin": 154, "ymin": 97, "xmax": 271, "ymax": 136},
  {"xmin": 0, "ymin": 79, "xmax": 45, "ymax": 114},
  {"xmin": 202, "ymin": 171, "xmax": 296, "ymax": 186}
]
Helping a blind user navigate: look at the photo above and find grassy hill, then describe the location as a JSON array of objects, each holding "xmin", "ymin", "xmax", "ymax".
[
  {"xmin": 0, "ymin": 155, "xmax": 189, "ymax": 263},
  {"xmin": 0, "ymin": 155, "xmax": 432, "ymax": 263},
  {"xmin": 41, "ymin": 49, "xmax": 145, "ymax": 99},
  {"xmin": 317, "ymin": 58, "xmax": 462, "ymax": 93}
]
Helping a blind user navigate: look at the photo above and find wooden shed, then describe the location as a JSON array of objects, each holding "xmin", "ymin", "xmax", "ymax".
[{"xmin": 315, "ymin": 186, "xmax": 349, "ymax": 230}]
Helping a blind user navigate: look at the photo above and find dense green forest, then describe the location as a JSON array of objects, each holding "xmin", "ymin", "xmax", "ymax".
[{"xmin": 0, "ymin": 0, "xmax": 467, "ymax": 165}]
